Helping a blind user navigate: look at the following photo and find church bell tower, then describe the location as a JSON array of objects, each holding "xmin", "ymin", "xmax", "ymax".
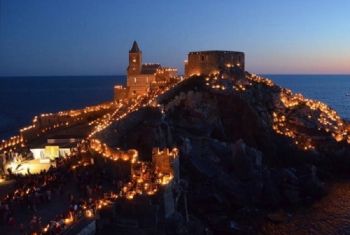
[{"xmin": 127, "ymin": 41, "xmax": 142, "ymax": 76}]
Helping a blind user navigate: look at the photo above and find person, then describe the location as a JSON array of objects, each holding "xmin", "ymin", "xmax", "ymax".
[{"xmin": 7, "ymin": 168, "xmax": 12, "ymax": 176}]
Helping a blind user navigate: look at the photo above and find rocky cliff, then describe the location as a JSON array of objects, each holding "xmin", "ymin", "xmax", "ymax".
[{"xmin": 97, "ymin": 72, "xmax": 350, "ymax": 234}]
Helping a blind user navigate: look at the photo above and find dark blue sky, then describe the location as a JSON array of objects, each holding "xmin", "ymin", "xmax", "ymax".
[{"xmin": 1, "ymin": 0, "xmax": 349, "ymax": 76}]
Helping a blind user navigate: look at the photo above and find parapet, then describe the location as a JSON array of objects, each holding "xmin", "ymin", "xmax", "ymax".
[{"xmin": 188, "ymin": 50, "xmax": 244, "ymax": 55}]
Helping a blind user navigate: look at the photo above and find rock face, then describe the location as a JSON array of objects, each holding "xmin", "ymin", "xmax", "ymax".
[
  {"xmin": 97, "ymin": 107, "xmax": 173, "ymax": 161},
  {"xmin": 98, "ymin": 74, "xmax": 350, "ymax": 234}
]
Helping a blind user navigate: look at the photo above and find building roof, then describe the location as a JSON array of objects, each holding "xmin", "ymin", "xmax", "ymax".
[
  {"xmin": 188, "ymin": 50, "xmax": 244, "ymax": 55},
  {"xmin": 130, "ymin": 41, "xmax": 141, "ymax": 53},
  {"xmin": 141, "ymin": 64, "xmax": 161, "ymax": 74}
]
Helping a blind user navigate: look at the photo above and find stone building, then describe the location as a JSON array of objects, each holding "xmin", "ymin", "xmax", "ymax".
[
  {"xmin": 184, "ymin": 50, "xmax": 245, "ymax": 77},
  {"xmin": 152, "ymin": 147, "xmax": 179, "ymax": 181},
  {"xmin": 114, "ymin": 41, "xmax": 178, "ymax": 99}
]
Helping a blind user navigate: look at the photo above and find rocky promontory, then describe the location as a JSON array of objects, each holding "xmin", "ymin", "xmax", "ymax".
[{"xmin": 96, "ymin": 72, "xmax": 350, "ymax": 234}]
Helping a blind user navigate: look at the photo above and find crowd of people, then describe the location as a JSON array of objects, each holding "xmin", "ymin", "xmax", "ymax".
[
  {"xmin": 0, "ymin": 138, "xmax": 176, "ymax": 234},
  {"xmin": 0, "ymin": 152, "xmax": 76, "ymax": 234},
  {"xmin": 0, "ymin": 144, "xmax": 122, "ymax": 235}
]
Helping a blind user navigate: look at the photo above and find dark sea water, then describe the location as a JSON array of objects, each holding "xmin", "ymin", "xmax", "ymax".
[{"xmin": 0, "ymin": 75, "xmax": 126, "ymax": 140}]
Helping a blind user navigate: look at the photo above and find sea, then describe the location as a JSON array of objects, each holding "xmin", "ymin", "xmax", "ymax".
[{"xmin": 1, "ymin": 75, "xmax": 350, "ymax": 140}]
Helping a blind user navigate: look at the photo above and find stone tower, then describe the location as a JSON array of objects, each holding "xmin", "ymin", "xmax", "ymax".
[{"xmin": 127, "ymin": 41, "xmax": 142, "ymax": 76}]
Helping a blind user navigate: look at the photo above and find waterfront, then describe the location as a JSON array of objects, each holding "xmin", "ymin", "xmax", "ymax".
[{"xmin": 1, "ymin": 1, "xmax": 349, "ymax": 234}]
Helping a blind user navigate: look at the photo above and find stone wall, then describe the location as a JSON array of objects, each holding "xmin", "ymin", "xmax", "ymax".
[
  {"xmin": 185, "ymin": 50, "xmax": 245, "ymax": 77},
  {"xmin": 127, "ymin": 74, "xmax": 155, "ymax": 96}
]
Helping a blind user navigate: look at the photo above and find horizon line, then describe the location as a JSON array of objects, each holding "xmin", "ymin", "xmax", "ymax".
[{"xmin": 1, "ymin": 73, "xmax": 350, "ymax": 78}]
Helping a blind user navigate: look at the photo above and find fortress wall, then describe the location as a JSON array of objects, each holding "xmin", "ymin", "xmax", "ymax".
[{"xmin": 186, "ymin": 51, "xmax": 245, "ymax": 77}]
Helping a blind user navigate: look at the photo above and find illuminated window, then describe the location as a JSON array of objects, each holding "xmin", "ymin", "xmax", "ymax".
[
  {"xmin": 134, "ymin": 77, "xmax": 137, "ymax": 83},
  {"xmin": 132, "ymin": 58, "xmax": 136, "ymax": 63}
]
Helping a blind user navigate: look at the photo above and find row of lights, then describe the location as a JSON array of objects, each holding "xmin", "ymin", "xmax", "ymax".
[
  {"xmin": 2, "ymin": 76, "xmax": 186, "ymax": 234},
  {"xmin": 279, "ymin": 88, "xmax": 350, "ymax": 144},
  {"xmin": 88, "ymin": 76, "xmax": 186, "ymax": 139},
  {"xmin": 89, "ymin": 138, "xmax": 178, "ymax": 200},
  {"xmin": 0, "ymin": 101, "xmax": 117, "ymax": 153},
  {"xmin": 200, "ymin": 72, "xmax": 349, "ymax": 151}
]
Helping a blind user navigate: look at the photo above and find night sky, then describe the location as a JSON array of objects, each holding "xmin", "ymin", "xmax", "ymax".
[{"xmin": 0, "ymin": 0, "xmax": 349, "ymax": 76}]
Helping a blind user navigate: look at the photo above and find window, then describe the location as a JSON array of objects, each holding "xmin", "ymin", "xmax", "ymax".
[
  {"xmin": 132, "ymin": 58, "xmax": 136, "ymax": 63},
  {"xmin": 201, "ymin": 55, "xmax": 205, "ymax": 61},
  {"xmin": 134, "ymin": 77, "xmax": 137, "ymax": 83}
]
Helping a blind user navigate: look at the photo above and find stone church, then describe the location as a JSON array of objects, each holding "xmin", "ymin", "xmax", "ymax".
[{"xmin": 114, "ymin": 41, "xmax": 178, "ymax": 100}]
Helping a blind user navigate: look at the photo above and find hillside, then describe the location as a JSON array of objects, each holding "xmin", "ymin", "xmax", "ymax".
[{"xmin": 96, "ymin": 72, "xmax": 350, "ymax": 233}]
